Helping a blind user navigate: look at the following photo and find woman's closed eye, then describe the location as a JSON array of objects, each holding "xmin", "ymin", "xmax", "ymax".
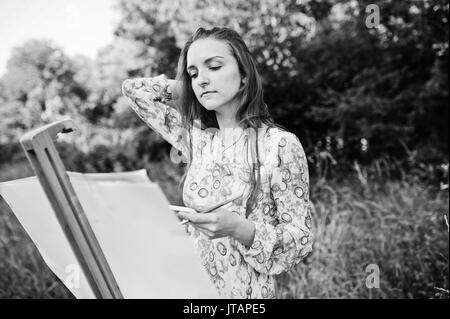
[{"xmin": 189, "ymin": 66, "xmax": 222, "ymax": 78}]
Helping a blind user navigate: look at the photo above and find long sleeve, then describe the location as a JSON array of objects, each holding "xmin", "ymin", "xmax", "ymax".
[
  {"xmin": 121, "ymin": 75, "xmax": 190, "ymax": 160},
  {"xmin": 235, "ymin": 132, "xmax": 313, "ymax": 275}
]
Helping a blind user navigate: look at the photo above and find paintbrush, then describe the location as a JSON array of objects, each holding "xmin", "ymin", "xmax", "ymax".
[{"xmin": 170, "ymin": 193, "xmax": 243, "ymax": 226}]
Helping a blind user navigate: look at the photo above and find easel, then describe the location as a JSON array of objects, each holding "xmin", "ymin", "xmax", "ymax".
[{"xmin": 20, "ymin": 119, "xmax": 123, "ymax": 299}]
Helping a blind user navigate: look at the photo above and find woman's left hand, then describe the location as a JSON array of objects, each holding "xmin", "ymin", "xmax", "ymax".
[{"xmin": 177, "ymin": 207, "xmax": 239, "ymax": 240}]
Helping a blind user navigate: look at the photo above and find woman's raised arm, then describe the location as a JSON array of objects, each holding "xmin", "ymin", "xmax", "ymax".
[{"xmin": 121, "ymin": 75, "xmax": 190, "ymax": 161}]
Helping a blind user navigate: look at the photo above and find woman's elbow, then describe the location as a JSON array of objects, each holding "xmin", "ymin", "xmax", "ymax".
[
  {"xmin": 297, "ymin": 231, "xmax": 313, "ymax": 262},
  {"xmin": 121, "ymin": 79, "xmax": 133, "ymax": 97}
]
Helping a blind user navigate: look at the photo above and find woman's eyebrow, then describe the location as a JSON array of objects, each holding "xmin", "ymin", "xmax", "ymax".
[{"xmin": 187, "ymin": 56, "xmax": 224, "ymax": 71}]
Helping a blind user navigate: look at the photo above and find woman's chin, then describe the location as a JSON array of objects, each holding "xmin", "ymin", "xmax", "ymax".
[{"xmin": 201, "ymin": 102, "xmax": 220, "ymax": 111}]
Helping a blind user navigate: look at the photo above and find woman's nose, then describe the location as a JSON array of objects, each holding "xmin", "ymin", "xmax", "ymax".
[{"xmin": 197, "ymin": 73, "xmax": 209, "ymax": 87}]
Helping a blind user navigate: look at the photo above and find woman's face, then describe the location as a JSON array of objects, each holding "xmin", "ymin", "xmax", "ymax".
[{"xmin": 186, "ymin": 38, "xmax": 243, "ymax": 113}]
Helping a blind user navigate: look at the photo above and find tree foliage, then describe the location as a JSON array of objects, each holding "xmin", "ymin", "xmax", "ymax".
[
  {"xmin": 0, "ymin": 0, "xmax": 448, "ymax": 179},
  {"xmin": 112, "ymin": 0, "xmax": 448, "ymax": 167},
  {"xmin": 0, "ymin": 40, "xmax": 89, "ymax": 142}
]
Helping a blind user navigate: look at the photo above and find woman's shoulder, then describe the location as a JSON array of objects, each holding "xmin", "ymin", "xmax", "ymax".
[
  {"xmin": 263, "ymin": 125, "xmax": 302, "ymax": 149},
  {"xmin": 257, "ymin": 125, "xmax": 301, "ymax": 166}
]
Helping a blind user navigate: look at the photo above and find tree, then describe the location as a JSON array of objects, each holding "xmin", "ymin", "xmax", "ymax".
[
  {"xmin": 0, "ymin": 39, "xmax": 89, "ymax": 134},
  {"xmin": 111, "ymin": 0, "xmax": 448, "ymax": 169}
]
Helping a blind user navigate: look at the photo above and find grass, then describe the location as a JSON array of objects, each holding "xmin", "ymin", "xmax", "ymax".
[
  {"xmin": 0, "ymin": 160, "xmax": 448, "ymax": 299},
  {"xmin": 277, "ymin": 177, "xmax": 449, "ymax": 298}
]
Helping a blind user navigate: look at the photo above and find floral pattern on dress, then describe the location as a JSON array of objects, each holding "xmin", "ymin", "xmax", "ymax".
[{"xmin": 122, "ymin": 76, "xmax": 313, "ymax": 299}]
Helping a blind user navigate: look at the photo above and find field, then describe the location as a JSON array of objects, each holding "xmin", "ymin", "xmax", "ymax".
[{"xmin": 0, "ymin": 160, "xmax": 448, "ymax": 299}]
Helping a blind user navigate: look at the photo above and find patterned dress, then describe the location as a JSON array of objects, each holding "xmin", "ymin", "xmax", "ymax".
[{"xmin": 122, "ymin": 75, "xmax": 313, "ymax": 299}]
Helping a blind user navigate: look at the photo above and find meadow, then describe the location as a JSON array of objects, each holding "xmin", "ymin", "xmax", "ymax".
[
  {"xmin": 0, "ymin": 158, "xmax": 448, "ymax": 299},
  {"xmin": 0, "ymin": 0, "xmax": 448, "ymax": 300}
]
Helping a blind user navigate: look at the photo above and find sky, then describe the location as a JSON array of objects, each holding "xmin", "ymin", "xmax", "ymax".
[{"xmin": 0, "ymin": 0, "xmax": 120, "ymax": 76}]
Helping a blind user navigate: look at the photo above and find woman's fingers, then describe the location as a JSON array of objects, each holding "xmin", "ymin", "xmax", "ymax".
[
  {"xmin": 177, "ymin": 211, "xmax": 215, "ymax": 224},
  {"xmin": 177, "ymin": 212, "xmax": 202, "ymax": 223}
]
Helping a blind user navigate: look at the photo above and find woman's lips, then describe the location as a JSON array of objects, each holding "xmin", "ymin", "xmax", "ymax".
[{"xmin": 202, "ymin": 91, "xmax": 217, "ymax": 98}]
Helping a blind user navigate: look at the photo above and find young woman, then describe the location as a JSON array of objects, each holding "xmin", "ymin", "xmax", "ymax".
[{"xmin": 121, "ymin": 27, "xmax": 313, "ymax": 299}]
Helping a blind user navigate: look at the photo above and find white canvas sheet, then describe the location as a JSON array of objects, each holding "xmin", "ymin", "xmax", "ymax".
[{"xmin": 0, "ymin": 169, "xmax": 218, "ymax": 299}]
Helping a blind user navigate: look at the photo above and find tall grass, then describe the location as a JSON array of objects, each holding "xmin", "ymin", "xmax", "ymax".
[
  {"xmin": 277, "ymin": 177, "xmax": 449, "ymax": 298},
  {"xmin": 0, "ymin": 160, "xmax": 448, "ymax": 298}
]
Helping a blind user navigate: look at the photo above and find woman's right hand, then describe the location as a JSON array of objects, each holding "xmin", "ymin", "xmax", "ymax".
[{"xmin": 165, "ymin": 77, "xmax": 180, "ymax": 101}]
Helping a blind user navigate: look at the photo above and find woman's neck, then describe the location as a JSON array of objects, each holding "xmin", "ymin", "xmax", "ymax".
[
  {"xmin": 217, "ymin": 116, "xmax": 239, "ymax": 130},
  {"xmin": 215, "ymin": 109, "xmax": 239, "ymax": 129},
  {"xmin": 214, "ymin": 109, "xmax": 243, "ymax": 141}
]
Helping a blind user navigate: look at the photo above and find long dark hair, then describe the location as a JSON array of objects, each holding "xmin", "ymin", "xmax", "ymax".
[{"xmin": 174, "ymin": 26, "xmax": 284, "ymax": 218}]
